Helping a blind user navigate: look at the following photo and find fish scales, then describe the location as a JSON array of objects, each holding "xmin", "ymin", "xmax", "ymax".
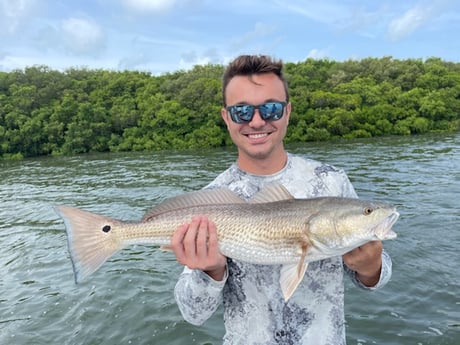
[{"xmin": 117, "ymin": 202, "xmax": 308, "ymax": 265}]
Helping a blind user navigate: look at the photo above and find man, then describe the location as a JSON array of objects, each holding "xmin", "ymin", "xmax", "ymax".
[{"xmin": 170, "ymin": 55, "xmax": 392, "ymax": 345}]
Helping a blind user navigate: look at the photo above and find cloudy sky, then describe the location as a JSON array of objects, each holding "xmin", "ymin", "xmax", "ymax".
[{"xmin": 1, "ymin": 0, "xmax": 459, "ymax": 74}]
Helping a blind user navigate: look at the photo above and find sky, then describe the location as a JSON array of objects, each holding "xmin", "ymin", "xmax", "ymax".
[{"xmin": 1, "ymin": 0, "xmax": 459, "ymax": 74}]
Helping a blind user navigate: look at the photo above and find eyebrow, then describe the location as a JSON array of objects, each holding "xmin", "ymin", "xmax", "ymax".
[{"xmin": 231, "ymin": 98, "xmax": 285, "ymax": 105}]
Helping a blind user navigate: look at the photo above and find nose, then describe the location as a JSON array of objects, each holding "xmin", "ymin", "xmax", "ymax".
[{"xmin": 248, "ymin": 109, "xmax": 266, "ymax": 127}]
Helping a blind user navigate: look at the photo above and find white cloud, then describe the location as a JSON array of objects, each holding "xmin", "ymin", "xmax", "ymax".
[
  {"xmin": 385, "ymin": 0, "xmax": 456, "ymax": 41},
  {"xmin": 306, "ymin": 48, "xmax": 330, "ymax": 59},
  {"xmin": 275, "ymin": 0, "xmax": 348, "ymax": 26},
  {"xmin": 121, "ymin": 0, "xmax": 177, "ymax": 13},
  {"xmin": 0, "ymin": 54, "xmax": 53, "ymax": 71},
  {"xmin": 274, "ymin": 0, "xmax": 387, "ymax": 39},
  {"xmin": 61, "ymin": 18, "xmax": 106, "ymax": 55},
  {"xmin": 230, "ymin": 22, "xmax": 278, "ymax": 51},
  {"xmin": 387, "ymin": 5, "xmax": 431, "ymax": 41},
  {"xmin": 118, "ymin": 52, "xmax": 151, "ymax": 70},
  {"xmin": 178, "ymin": 55, "xmax": 210, "ymax": 70},
  {"xmin": 0, "ymin": 0, "xmax": 40, "ymax": 33},
  {"xmin": 178, "ymin": 47, "xmax": 223, "ymax": 70}
]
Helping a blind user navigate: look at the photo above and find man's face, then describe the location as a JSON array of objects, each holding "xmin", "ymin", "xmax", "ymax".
[{"xmin": 221, "ymin": 73, "xmax": 291, "ymax": 166}]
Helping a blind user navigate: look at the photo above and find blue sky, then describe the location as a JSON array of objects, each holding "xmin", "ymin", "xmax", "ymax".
[{"xmin": 1, "ymin": 0, "xmax": 459, "ymax": 74}]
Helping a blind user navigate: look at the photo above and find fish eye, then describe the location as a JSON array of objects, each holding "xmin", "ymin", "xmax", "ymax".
[
  {"xmin": 102, "ymin": 225, "xmax": 111, "ymax": 233},
  {"xmin": 363, "ymin": 207, "xmax": 374, "ymax": 215}
]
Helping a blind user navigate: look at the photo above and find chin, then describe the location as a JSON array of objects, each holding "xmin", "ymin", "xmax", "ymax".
[{"xmin": 244, "ymin": 147, "xmax": 274, "ymax": 160}]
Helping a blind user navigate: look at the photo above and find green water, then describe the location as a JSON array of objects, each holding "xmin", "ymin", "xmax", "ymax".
[{"xmin": 1, "ymin": 133, "xmax": 459, "ymax": 345}]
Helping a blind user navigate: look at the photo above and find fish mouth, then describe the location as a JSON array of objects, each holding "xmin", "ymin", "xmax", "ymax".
[{"xmin": 374, "ymin": 211, "xmax": 399, "ymax": 240}]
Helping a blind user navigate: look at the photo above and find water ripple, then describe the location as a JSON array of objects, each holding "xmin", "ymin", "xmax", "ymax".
[{"xmin": 1, "ymin": 133, "xmax": 459, "ymax": 344}]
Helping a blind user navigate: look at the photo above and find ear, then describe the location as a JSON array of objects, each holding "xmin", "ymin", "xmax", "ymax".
[
  {"xmin": 285, "ymin": 102, "xmax": 292, "ymax": 124},
  {"xmin": 221, "ymin": 108, "xmax": 230, "ymax": 128}
]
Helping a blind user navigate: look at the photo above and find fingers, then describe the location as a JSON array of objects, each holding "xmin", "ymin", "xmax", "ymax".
[
  {"xmin": 196, "ymin": 217, "xmax": 209, "ymax": 261},
  {"xmin": 207, "ymin": 220, "xmax": 219, "ymax": 255},
  {"xmin": 183, "ymin": 217, "xmax": 199, "ymax": 260},
  {"xmin": 344, "ymin": 241, "xmax": 382, "ymax": 264},
  {"xmin": 359, "ymin": 241, "xmax": 383, "ymax": 261},
  {"xmin": 170, "ymin": 216, "xmax": 226, "ymax": 273},
  {"xmin": 343, "ymin": 241, "xmax": 383, "ymax": 284},
  {"xmin": 170, "ymin": 223, "xmax": 189, "ymax": 265}
]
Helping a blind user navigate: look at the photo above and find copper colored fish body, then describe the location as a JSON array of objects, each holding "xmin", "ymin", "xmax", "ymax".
[{"xmin": 55, "ymin": 185, "xmax": 399, "ymax": 300}]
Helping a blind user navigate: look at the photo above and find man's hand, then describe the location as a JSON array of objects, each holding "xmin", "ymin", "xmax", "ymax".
[
  {"xmin": 170, "ymin": 216, "xmax": 227, "ymax": 281},
  {"xmin": 342, "ymin": 241, "xmax": 383, "ymax": 287}
]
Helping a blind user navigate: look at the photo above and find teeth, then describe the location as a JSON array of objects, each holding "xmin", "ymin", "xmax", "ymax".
[{"xmin": 248, "ymin": 133, "xmax": 267, "ymax": 139}]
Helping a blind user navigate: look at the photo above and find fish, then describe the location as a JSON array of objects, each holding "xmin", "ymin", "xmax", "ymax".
[{"xmin": 55, "ymin": 184, "xmax": 399, "ymax": 301}]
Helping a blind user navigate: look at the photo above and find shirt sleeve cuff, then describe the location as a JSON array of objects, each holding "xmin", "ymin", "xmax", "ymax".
[
  {"xmin": 189, "ymin": 264, "xmax": 228, "ymax": 289},
  {"xmin": 348, "ymin": 249, "xmax": 393, "ymax": 290}
]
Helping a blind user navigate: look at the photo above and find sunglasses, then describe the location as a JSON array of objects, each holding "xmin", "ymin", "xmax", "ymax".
[{"xmin": 226, "ymin": 101, "xmax": 287, "ymax": 124}]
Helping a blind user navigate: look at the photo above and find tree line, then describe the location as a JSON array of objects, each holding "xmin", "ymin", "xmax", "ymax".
[{"xmin": 0, "ymin": 56, "xmax": 459, "ymax": 159}]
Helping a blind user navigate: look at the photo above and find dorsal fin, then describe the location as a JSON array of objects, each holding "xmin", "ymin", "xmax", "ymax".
[
  {"xmin": 250, "ymin": 184, "xmax": 294, "ymax": 204},
  {"xmin": 142, "ymin": 188, "xmax": 244, "ymax": 221}
]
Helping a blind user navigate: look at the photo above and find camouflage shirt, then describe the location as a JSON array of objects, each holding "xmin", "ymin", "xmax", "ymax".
[{"xmin": 174, "ymin": 154, "xmax": 392, "ymax": 345}]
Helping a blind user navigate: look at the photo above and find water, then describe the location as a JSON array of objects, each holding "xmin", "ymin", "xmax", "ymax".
[{"xmin": 1, "ymin": 133, "xmax": 459, "ymax": 345}]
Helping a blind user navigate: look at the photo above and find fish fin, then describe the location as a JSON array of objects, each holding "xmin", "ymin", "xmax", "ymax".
[
  {"xmin": 142, "ymin": 188, "xmax": 244, "ymax": 221},
  {"xmin": 280, "ymin": 239, "xmax": 310, "ymax": 301},
  {"xmin": 280, "ymin": 261, "xmax": 308, "ymax": 302},
  {"xmin": 54, "ymin": 206, "xmax": 125, "ymax": 283},
  {"xmin": 250, "ymin": 184, "xmax": 294, "ymax": 204},
  {"xmin": 160, "ymin": 244, "xmax": 173, "ymax": 251}
]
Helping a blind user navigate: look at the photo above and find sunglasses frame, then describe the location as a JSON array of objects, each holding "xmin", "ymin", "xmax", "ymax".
[{"xmin": 226, "ymin": 101, "xmax": 287, "ymax": 124}]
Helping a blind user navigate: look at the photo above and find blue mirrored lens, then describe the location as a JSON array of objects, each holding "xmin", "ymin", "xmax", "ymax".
[
  {"xmin": 234, "ymin": 105, "xmax": 254, "ymax": 122},
  {"xmin": 259, "ymin": 102, "xmax": 285, "ymax": 121}
]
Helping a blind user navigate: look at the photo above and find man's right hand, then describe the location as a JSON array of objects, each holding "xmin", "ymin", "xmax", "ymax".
[{"xmin": 170, "ymin": 216, "xmax": 227, "ymax": 281}]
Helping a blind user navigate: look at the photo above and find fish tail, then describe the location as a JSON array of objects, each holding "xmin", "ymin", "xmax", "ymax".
[{"xmin": 54, "ymin": 205, "xmax": 124, "ymax": 283}]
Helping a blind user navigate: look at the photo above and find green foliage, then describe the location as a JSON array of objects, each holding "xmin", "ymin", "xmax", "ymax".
[{"xmin": 0, "ymin": 58, "xmax": 459, "ymax": 159}]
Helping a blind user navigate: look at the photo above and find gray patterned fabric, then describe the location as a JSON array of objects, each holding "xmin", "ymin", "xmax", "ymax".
[{"xmin": 174, "ymin": 153, "xmax": 392, "ymax": 345}]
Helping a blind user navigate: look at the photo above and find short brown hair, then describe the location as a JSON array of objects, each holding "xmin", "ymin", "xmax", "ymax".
[{"xmin": 222, "ymin": 55, "xmax": 289, "ymax": 106}]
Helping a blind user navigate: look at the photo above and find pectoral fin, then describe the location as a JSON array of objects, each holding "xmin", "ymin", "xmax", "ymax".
[
  {"xmin": 280, "ymin": 239, "xmax": 309, "ymax": 301},
  {"xmin": 280, "ymin": 261, "xmax": 308, "ymax": 302}
]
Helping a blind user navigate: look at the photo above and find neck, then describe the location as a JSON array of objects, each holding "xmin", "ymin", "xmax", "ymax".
[{"xmin": 237, "ymin": 150, "xmax": 288, "ymax": 175}]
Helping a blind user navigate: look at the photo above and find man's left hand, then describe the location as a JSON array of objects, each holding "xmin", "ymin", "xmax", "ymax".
[{"xmin": 342, "ymin": 241, "xmax": 383, "ymax": 287}]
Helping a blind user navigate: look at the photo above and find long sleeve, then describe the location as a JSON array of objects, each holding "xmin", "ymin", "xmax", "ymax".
[{"xmin": 174, "ymin": 266, "xmax": 228, "ymax": 325}]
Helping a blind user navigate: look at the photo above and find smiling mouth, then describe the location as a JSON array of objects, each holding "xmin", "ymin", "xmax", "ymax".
[{"xmin": 247, "ymin": 133, "xmax": 269, "ymax": 139}]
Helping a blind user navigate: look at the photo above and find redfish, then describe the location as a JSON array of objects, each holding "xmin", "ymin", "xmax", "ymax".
[{"xmin": 55, "ymin": 185, "xmax": 398, "ymax": 301}]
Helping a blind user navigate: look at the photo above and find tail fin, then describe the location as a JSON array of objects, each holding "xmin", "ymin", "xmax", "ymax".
[{"xmin": 54, "ymin": 206, "xmax": 124, "ymax": 283}]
